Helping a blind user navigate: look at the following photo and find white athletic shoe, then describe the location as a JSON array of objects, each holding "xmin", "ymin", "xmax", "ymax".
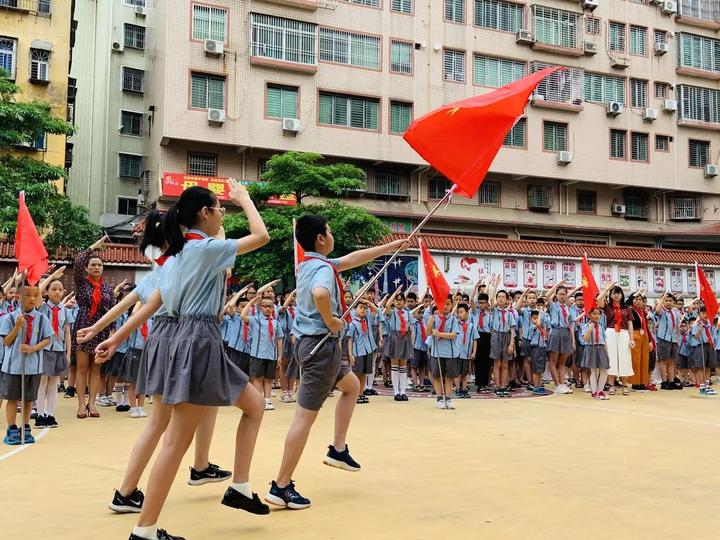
[
  {"xmin": 129, "ymin": 407, "xmax": 140, "ymax": 418},
  {"xmin": 555, "ymin": 384, "xmax": 569, "ymax": 395},
  {"xmin": 583, "ymin": 384, "xmax": 591, "ymax": 393},
  {"xmin": 444, "ymin": 398, "xmax": 455, "ymax": 410},
  {"xmin": 265, "ymin": 400, "xmax": 275, "ymax": 411},
  {"xmin": 435, "ymin": 398, "xmax": 446, "ymax": 409},
  {"xmin": 137, "ymin": 407, "xmax": 147, "ymax": 418}
]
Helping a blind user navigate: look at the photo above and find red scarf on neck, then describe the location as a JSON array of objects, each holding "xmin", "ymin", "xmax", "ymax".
[{"xmin": 87, "ymin": 276, "xmax": 104, "ymax": 318}]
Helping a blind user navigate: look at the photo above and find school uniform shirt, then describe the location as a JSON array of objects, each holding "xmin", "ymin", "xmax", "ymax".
[
  {"xmin": 222, "ymin": 314, "xmax": 247, "ymax": 353},
  {"xmin": 136, "ymin": 265, "xmax": 169, "ymax": 317},
  {"xmin": 129, "ymin": 318, "xmax": 153, "ymax": 350},
  {"xmin": 713, "ymin": 327, "xmax": 720, "ymax": 352},
  {"xmin": 412, "ymin": 319, "xmax": 428, "ymax": 351},
  {"xmin": 529, "ymin": 322, "xmax": 549, "ymax": 348},
  {"xmin": 678, "ymin": 331, "xmax": 691, "ymax": 357},
  {"xmin": 40, "ymin": 301, "xmax": 74, "ymax": 352},
  {"xmin": 383, "ymin": 308, "xmax": 413, "ymax": 335},
  {"xmin": 474, "ymin": 308, "xmax": 491, "ymax": 334},
  {"xmin": 249, "ymin": 313, "xmax": 284, "ymax": 361},
  {"xmin": 68, "ymin": 305, "xmax": 80, "ymax": 331},
  {"xmin": 580, "ymin": 320, "xmax": 608, "ymax": 346},
  {"xmin": 430, "ymin": 314, "xmax": 460, "ymax": 358},
  {"xmin": 548, "ymin": 302, "xmax": 573, "ymax": 330},
  {"xmin": 0, "ymin": 309, "xmax": 52, "ymax": 375},
  {"xmin": 347, "ymin": 316, "xmax": 377, "ymax": 357},
  {"xmin": 689, "ymin": 321, "xmax": 714, "ymax": 347},
  {"xmin": 292, "ymin": 251, "xmax": 343, "ymax": 339},
  {"xmin": 455, "ymin": 319, "xmax": 479, "ymax": 360},
  {"xmin": 656, "ymin": 308, "xmax": 682, "ymax": 344},
  {"xmin": 115, "ymin": 313, "xmax": 130, "ymax": 355},
  {"xmin": 518, "ymin": 307, "xmax": 536, "ymax": 341},
  {"xmin": 280, "ymin": 306, "xmax": 297, "ymax": 337},
  {"xmin": 489, "ymin": 308, "xmax": 517, "ymax": 333}
]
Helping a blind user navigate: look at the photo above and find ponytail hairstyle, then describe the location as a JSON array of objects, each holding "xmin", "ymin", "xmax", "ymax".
[
  {"xmin": 139, "ymin": 210, "xmax": 166, "ymax": 254},
  {"xmin": 163, "ymin": 186, "xmax": 216, "ymax": 257}
]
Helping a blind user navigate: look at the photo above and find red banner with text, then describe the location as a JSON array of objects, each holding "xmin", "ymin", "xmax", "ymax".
[{"xmin": 161, "ymin": 172, "xmax": 296, "ymax": 206}]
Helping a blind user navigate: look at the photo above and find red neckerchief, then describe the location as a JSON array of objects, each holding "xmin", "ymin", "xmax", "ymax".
[
  {"xmin": 460, "ymin": 321, "xmax": 468, "ymax": 345},
  {"xmin": 478, "ymin": 310, "xmax": 485, "ymax": 330},
  {"xmin": 420, "ymin": 320, "xmax": 427, "ymax": 341},
  {"xmin": 301, "ymin": 256, "xmax": 351, "ymax": 323},
  {"xmin": 87, "ymin": 276, "xmax": 104, "ymax": 319},
  {"xmin": 267, "ymin": 316, "xmax": 274, "ymax": 341},
  {"xmin": 288, "ymin": 307, "xmax": 295, "ymax": 319},
  {"xmin": 48, "ymin": 302, "xmax": 60, "ymax": 335},
  {"xmin": 242, "ymin": 320, "xmax": 248, "ymax": 343},
  {"xmin": 613, "ymin": 302, "xmax": 622, "ymax": 332},
  {"xmin": 154, "ymin": 255, "xmax": 168, "ymax": 266},
  {"xmin": 594, "ymin": 322, "xmax": 600, "ymax": 345},
  {"xmin": 24, "ymin": 313, "xmax": 34, "ymax": 346},
  {"xmin": 185, "ymin": 232, "xmax": 205, "ymax": 241},
  {"xmin": 703, "ymin": 322, "xmax": 714, "ymax": 349},
  {"xmin": 360, "ymin": 317, "xmax": 368, "ymax": 335},
  {"xmin": 681, "ymin": 333, "xmax": 687, "ymax": 346},
  {"xmin": 397, "ymin": 309, "xmax": 407, "ymax": 334},
  {"xmin": 499, "ymin": 309, "xmax": 507, "ymax": 328},
  {"xmin": 561, "ymin": 304, "xmax": 568, "ymax": 324},
  {"xmin": 140, "ymin": 322, "xmax": 148, "ymax": 340},
  {"xmin": 634, "ymin": 307, "xmax": 648, "ymax": 336}
]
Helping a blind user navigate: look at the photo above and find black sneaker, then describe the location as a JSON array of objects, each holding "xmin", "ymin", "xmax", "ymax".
[
  {"xmin": 128, "ymin": 529, "xmax": 184, "ymax": 540},
  {"xmin": 401, "ymin": 394, "xmax": 409, "ymax": 401},
  {"xmin": 265, "ymin": 480, "xmax": 311, "ymax": 510},
  {"xmin": 58, "ymin": 382, "xmax": 66, "ymax": 393},
  {"xmin": 220, "ymin": 486, "xmax": 270, "ymax": 515},
  {"xmin": 362, "ymin": 389, "xmax": 372, "ymax": 396},
  {"xmin": 660, "ymin": 381, "xmax": 670, "ymax": 390},
  {"xmin": 34, "ymin": 415, "xmax": 46, "ymax": 428},
  {"xmin": 323, "ymin": 444, "xmax": 361, "ymax": 472},
  {"xmin": 116, "ymin": 404, "xmax": 131, "ymax": 412},
  {"xmin": 30, "ymin": 409, "xmax": 38, "ymax": 420},
  {"xmin": 368, "ymin": 388, "xmax": 378, "ymax": 396},
  {"xmin": 108, "ymin": 488, "xmax": 144, "ymax": 513},
  {"xmin": 393, "ymin": 394, "xmax": 402, "ymax": 401},
  {"xmin": 672, "ymin": 381, "xmax": 684, "ymax": 390},
  {"xmin": 47, "ymin": 415, "xmax": 59, "ymax": 428},
  {"xmin": 188, "ymin": 462, "xmax": 232, "ymax": 486},
  {"xmin": 64, "ymin": 386, "xmax": 76, "ymax": 398}
]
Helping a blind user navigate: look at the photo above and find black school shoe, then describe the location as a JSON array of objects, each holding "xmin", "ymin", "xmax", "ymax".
[
  {"xmin": 221, "ymin": 487, "xmax": 270, "ymax": 515},
  {"xmin": 46, "ymin": 415, "xmax": 59, "ymax": 428},
  {"xmin": 323, "ymin": 444, "xmax": 361, "ymax": 472},
  {"xmin": 394, "ymin": 394, "xmax": 402, "ymax": 401},
  {"xmin": 64, "ymin": 386, "xmax": 76, "ymax": 398},
  {"xmin": 34, "ymin": 415, "xmax": 47, "ymax": 428},
  {"xmin": 108, "ymin": 488, "xmax": 144, "ymax": 513},
  {"xmin": 188, "ymin": 462, "xmax": 232, "ymax": 486},
  {"xmin": 128, "ymin": 529, "xmax": 184, "ymax": 540},
  {"xmin": 266, "ymin": 480, "xmax": 311, "ymax": 510}
]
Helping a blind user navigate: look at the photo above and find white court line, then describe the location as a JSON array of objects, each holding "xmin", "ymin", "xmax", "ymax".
[
  {"xmin": 0, "ymin": 429, "xmax": 50, "ymax": 462},
  {"xmin": 529, "ymin": 398, "xmax": 720, "ymax": 428}
]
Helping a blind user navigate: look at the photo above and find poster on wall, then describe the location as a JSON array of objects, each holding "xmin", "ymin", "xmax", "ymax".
[
  {"xmin": 706, "ymin": 270, "xmax": 715, "ymax": 291},
  {"xmin": 670, "ymin": 268, "xmax": 683, "ymax": 293},
  {"xmin": 687, "ymin": 269, "xmax": 697, "ymax": 293},
  {"xmin": 503, "ymin": 259, "xmax": 518, "ymax": 289},
  {"xmin": 618, "ymin": 265, "xmax": 630, "ymax": 288},
  {"xmin": 600, "ymin": 264, "xmax": 613, "ymax": 287},
  {"xmin": 636, "ymin": 267, "xmax": 648, "ymax": 289},
  {"xmin": 543, "ymin": 262, "xmax": 557, "ymax": 289},
  {"xmin": 653, "ymin": 268, "xmax": 666, "ymax": 293},
  {"xmin": 349, "ymin": 255, "xmax": 418, "ymax": 297},
  {"xmin": 523, "ymin": 260, "xmax": 537, "ymax": 289},
  {"xmin": 561, "ymin": 263, "xmax": 576, "ymax": 287}
]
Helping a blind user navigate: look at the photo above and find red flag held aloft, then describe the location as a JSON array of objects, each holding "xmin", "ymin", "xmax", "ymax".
[
  {"xmin": 403, "ymin": 67, "xmax": 562, "ymax": 198},
  {"xmin": 696, "ymin": 263, "xmax": 718, "ymax": 321},
  {"xmin": 15, "ymin": 191, "xmax": 48, "ymax": 285},
  {"xmin": 419, "ymin": 238, "xmax": 450, "ymax": 306},
  {"xmin": 581, "ymin": 254, "xmax": 599, "ymax": 316},
  {"xmin": 293, "ymin": 218, "xmax": 305, "ymax": 276}
]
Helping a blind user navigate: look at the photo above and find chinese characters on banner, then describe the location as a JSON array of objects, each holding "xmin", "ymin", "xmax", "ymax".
[
  {"xmin": 618, "ymin": 265, "xmax": 630, "ymax": 288},
  {"xmin": 543, "ymin": 262, "xmax": 556, "ymax": 289},
  {"xmin": 670, "ymin": 268, "xmax": 683, "ymax": 293},
  {"xmin": 599, "ymin": 264, "xmax": 612, "ymax": 287},
  {"xmin": 562, "ymin": 262, "xmax": 576, "ymax": 287},
  {"xmin": 636, "ymin": 267, "xmax": 647, "ymax": 289},
  {"xmin": 687, "ymin": 269, "xmax": 696, "ymax": 292},
  {"xmin": 503, "ymin": 259, "xmax": 518, "ymax": 288},
  {"xmin": 161, "ymin": 173, "xmax": 297, "ymax": 206},
  {"xmin": 523, "ymin": 260, "xmax": 537, "ymax": 288},
  {"xmin": 706, "ymin": 270, "xmax": 715, "ymax": 290},
  {"xmin": 653, "ymin": 268, "xmax": 666, "ymax": 292}
]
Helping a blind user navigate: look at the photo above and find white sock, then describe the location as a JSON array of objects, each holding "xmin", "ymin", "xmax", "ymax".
[
  {"xmin": 46, "ymin": 377, "xmax": 58, "ymax": 415},
  {"xmin": 132, "ymin": 525, "xmax": 157, "ymax": 539},
  {"xmin": 391, "ymin": 366, "xmax": 399, "ymax": 395},
  {"xmin": 365, "ymin": 374, "xmax": 373, "ymax": 390},
  {"xmin": 36, "ymin": 376, "xmax": 48, "ymax": 416},
  {"xmin": 598, "ymin": 369, "xmax": 608, "ymax": 392},
  {"xmin": 589, "ymin": 369, "xmax": 599, "ymax": 393},
  {"xmin": 399, "ymin": 366, "xmax": 408, "ymax": 394},
  {"xmin": 231, "ymin": 481, "xmax": 253, "ymax": 498}
]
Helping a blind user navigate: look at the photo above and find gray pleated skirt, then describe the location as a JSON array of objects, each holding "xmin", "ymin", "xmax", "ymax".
[
  {"xmin": 548, "ymin": 327, "xmax": 573, "ymax": 354},
  {"xmin": 137, "ymin": 315, "xmax": 249, "ymax": 406},
  {"xmin": 42, "ymin": 350, "xmax": 68, "ymax": 377},
  {"xmin": 387, "ymin": 331, "xmax": 413, "ymax": 360},
  {"xmin": 119, "ymin": 348, "xmax": 142, "ymax": 383},
  {"xmin": 579, "ymin": 345, "xmax": 610, "ymax": 369}
]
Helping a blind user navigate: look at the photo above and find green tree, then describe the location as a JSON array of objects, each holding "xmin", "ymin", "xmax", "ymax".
[{"xmin": 0, "ymin": 70, "xmax": 99, "ymax": 248}]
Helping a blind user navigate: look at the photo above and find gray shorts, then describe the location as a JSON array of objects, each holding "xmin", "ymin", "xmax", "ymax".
[
  {"xmin": 429, "ymin": 356, "xmax": 460, "ymax": 379},
  {"xmin": 656, "ymin": 339, "xmax": 679, "ymax": 362},
  {"xmin": 296, "ymin": 336, "xmax": 350, "ymax": 411},
  {"xmin": 458, "ymin": 358, "xmax": 470, "ymax": 377},
  {"xmin": 250, "ymin": 357, "xmax": 277, "ymax": 380},
  {"xmin": 520, "ymin": 338, "xmax": 532, "ymax": 358},
  {"xmin": 0, "ymin": 373, "xmax": 42, "ymax": 401},
  {"xmin": 530, "ymin": 346, "xmax": 547, "ymax": 374},
  {"xmin": 678, "ymin": 354, "xmax": 690, "ymax": 370},
  {"xmin": 412, "ymin": 348, "xmax": 428, "ymax": 369},
  {"xmin": 352, "ymin": 354, "xmax": 373, "ymax": 375},
  {"xmin": 490, "ymin": 332, "xmax": 512, "ymax": 362}
]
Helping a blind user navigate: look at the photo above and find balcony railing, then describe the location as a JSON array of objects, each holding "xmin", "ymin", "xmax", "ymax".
[
  {"xmin": 625, "ymin": 199, "xmax": 649, "ymax": 219},
  {"xmin": 679, "ymin": 0, "xmax": 720, "ymax": 24},
  {"xmin": 531, "ymin": 5, "xmax": 583, "ymax": 51},
  {"xmin": 365, "ymin": 173, "xmax": 410, "ymax": 199},
  {"xmin": 530, "ymin": 61, "xmax": 584, "ymax": 104},
  {"xmin": 671, "ymin": 197, "xmax": 702, "ymax": 220},
  {"xmin": 0, "ymin": 0, "xmax": 51, "ymax": 15}
]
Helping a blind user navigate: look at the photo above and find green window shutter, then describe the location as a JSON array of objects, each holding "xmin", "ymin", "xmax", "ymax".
[
  {"xmin": 281, "ymin": 88, "xmax": 298, "ymax": 118},
  {"xmin": 334, "ymin": 95, "xmax": 349, "ymax": 126},
  {"xmin": 391, "ymin": 102, "xmax": 412, "ymax": 133},
  {"xmin": 208, "ymin": 77, "xmax": 224, "ymax": 109},
  {"xmin": 267, "ymin": 86, "xmax": 282, "ymax": 118},
  {"xmin": 191, "ymin": 74, "xmax": 208, "ymax": 108},
  {"xmin": 318, "ymin": 93, "xmax": 333, "ymax": 124}
]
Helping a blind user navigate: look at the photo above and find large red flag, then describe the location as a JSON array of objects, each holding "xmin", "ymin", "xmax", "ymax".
[
  {"xmin": 581, "ymin": 254, "xmax": 599, "ymax": 316},
  {"xmin": 15, "ymin": 191, "xmax": 48, "ymax": 285},
  {"xmin": 419, "ymin": 238, "xmax": 450, "ymax": 306},
  {"xmin": 696, "ymin": 263, "xmax": 718, "ymax": 321},
  {"xmin": 292, "ymin": 218, "xmax": 304, "ymax": 276},
  {"xmin": 403, "ymin": 67, "xmax": 561, "ymax": 198}
]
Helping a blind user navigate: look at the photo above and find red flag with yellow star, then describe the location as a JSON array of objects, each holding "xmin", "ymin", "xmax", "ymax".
[
  {"xmin": 696, "ymin": 262, "xmax": 718, "ymax": 321},
  {"xmin": 420, "ymin": 238, "xmax": 450, "ymax": 306},
  {"xmin": 581, "ymin": 254, "xmax": 599, "ymax": 316},
  {"xmin": 403, "ymin": 67, "xmax": 561, "ymax": 198}
]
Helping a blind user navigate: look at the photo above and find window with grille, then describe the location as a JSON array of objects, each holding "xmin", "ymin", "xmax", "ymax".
[
  {"xmin": 503, "ymin": 117, "xmax": 526, "ymax": 147},
  {"xmin": 610, "ymin": 129, "xmax": 627, "ymax": 159},
  {"xmin": 474, "ymin": 0, "xmax": 524, "ymax": 32},
  {"xmin": 251, "ymin": 13, "xmax": 317, "ymax": 65},
  {"xmin": 678, "ymin": 84, "xmax": 720, "ymax": 124},
  {"xmin": 577, "ymin": 191, "xmax": 596, "ymax": 214},
  {"xmin": 655, "ymin": 82, "xmax": 669, "ymax": 99},
  {"xmin": 119, "ymin": 153, "xmax": 142, "ymax": 178},
  {"xmin": 29, "ymin": 49, "xmax": 49, "ymax": 82},
  {"xmin": 118, "ymin": 197, "xmax": 139, "ymax": 215},
  {"xmin": 124, "ymin": 24, "xmax": 145, "ymax": 49},
  {"xmin": 390, "ymin": 101, "xmax": 413, "ymax": 133},
  {"xmin": 689, "ymin": 139, "xmax": 710, "ymax": 167},
  {"xmin": 543, "ymin": 121, "xmax": 567, "ymax": 152},
  {"xmin": 443, "ymin": 49, "xmax": 465, "ymax": 82},
  {"xmin": 531, "ymin": 61, "xmax": 584, "ymax": 103},
  {"xmin": 671, "ymin": 197, "xmax": 701, "ymax": 220},
  {"xmin": 344, "ymin": 0, "xmax": 381, "ymax": 5},
  {"xmin": 474, "ymin": 55, "xmax": 525, "ymax": 87},
  {"xmin": 678, "ymin": 33, "xmax": 720, "ymax": 73},
  {"xmin": 631, "ymin": 79, "xmax": 648, "ymax": 108},
  {"xmin": 609, "ymin": 22, "xmax": 626, "ymax": 52},
  {"xmin": 585, "ymin": 17, "xmax": 600, "ymax": 35},
  {"xmin": 374, "ymin": 173, "xmax": 407, "ymax": 196},
  {"xmin": 266, "ymin": 84, "xmax": 298, "ymax": 119},
  {"xmin": 0, "ymin": 38, "xmax": 16, "ymax": 79},
  {"xmin": 654, "ymin": 30, "xmax": 667, "ymax": 46},
  {"xmin": 445, "ymin": 0, "xmax": 465, "ymax": 23},
  {"xmin": 533, "ymin": 6, "xmax": 580, "ymax": 49},
  {"xmin": 428, "ymin": 178, "xmax": 452, "ymax": 200},
  {"xmin": 629, "ymin": 26, "xmax": 647, "ymax": 55},
  {"xmin": 192, "ymin": 5, "xmax": 227, "ymax": 42},
  {"xmin": 120, "ymin": 111, "xmax": 143, "ymax": 136},
  {"xmin": 583, "ymin": 72, "xmax": 625, "ymax": 104},
  {"xmin": 678, "ymin": 0, "xmax": 720, "ymax": 23},
  {"xmin": 656, "ymin": 134, "xmax": 670, "ymax": 152},
  {"xmin": 391, "ymin": 0, "xmax": 413, "ymax": 13},
  {"xmin": 38, "ymin": 0, "xmax": 51, "ymax": 15},
  {"xmin": 479, "ymin": 182, "xmax": 500, "ymax": 206},
  {"xmin": 187, "ymin": 153, "xmax": 218, "ymax": 176},
  {"xmin": 122, "ymin": 67, "xmax": 144, "ymax": 93},
  {"xmin": 625, "ymin": 194, "xmax": 649, "ymax": 218},
  {"xmin": 319, "ymin": 28, "xmax": 380, "ymax": 69},
  {"xmin": 390, "ymin": 40, "xmax": 413, "ymax": 74},
  {"xmin": 191, "ymin": 73, "xmax": 225, "ymax": 110},
  {"xmin": 318, "ymin": 92, "xmax": 379, "ymax": 130},
  {"xmin": 528, "ymin": 185, "xmax": 552, "ymax": 209},
  {"xmin": 631, "ymin": 132, "xmax": 649, "ymax": 162}
]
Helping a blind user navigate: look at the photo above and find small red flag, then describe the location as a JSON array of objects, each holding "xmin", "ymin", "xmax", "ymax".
[
  {"xmin": 696, "ymin": 263, "xmax": 718, "ymax": 321},
  {"xmin": 15, "ymin": 191, "xmax": 48, "ymax": 285},
  {"xmin": 293, "ymin": 218, "xmax": 305, "ymax": 276},
  {"xmin": 581, "ymin": 254, "xmax": 599, "ymax": 316},
  {"xmin": 419, "ymin": 238, "xmax": 450, "ymax": 307},
  {"xmin": 403, "ymin": 67, "xmax": 561, "ymax": 198}
]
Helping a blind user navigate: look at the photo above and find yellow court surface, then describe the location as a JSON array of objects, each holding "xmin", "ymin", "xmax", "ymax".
[{"xmin": 2, "ymin": 390, "xmax": 719, "ymax": 540}]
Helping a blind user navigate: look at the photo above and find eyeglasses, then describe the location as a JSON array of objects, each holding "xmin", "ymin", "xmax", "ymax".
[{"xmin": 207, "ymin": 206, "xmax": 226, "ymax": 216}]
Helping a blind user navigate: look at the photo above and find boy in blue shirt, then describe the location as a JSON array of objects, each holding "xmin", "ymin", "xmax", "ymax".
[
  {"xmin": 487, "ymin": 275, "xmax": 518, "ymax": 398},
  {"xmin": 347, "ymin": 301, "xmax": 378, "ymax": 404},
  {"xmin": 427, "ymin": 296, "xmax": 460, "ymax": 410},
  {"xmin": 528, "ymin": 310, "xmax": 550, "ymax": 395},
  {"xmin": 690, "ymin": 308, "xmax": 717, "ymax": 395},
  {"xmin": 455, "ymin": 303, "xmax": 478, "ymax": 398},
  {"xmin": 410, "ymin": 305, "xmax": 429, "ymax": 393}
]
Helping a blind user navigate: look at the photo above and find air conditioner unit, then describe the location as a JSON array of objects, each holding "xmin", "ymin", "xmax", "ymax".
[
  {"xmin": 557, "ymin": 151, "xmax": 573, "ymax": 165},
  {"xmin": 654, "ymin": 42, "xmax": 670, "ymax": 56},
  {"xmin": 611, "ymin": 56, "xmax": 630, "ymax": 69},
  {"xmin": 661, "ymin": 0, "xmax": 677, "ymax": 14},
  {"xmin": 515, "ymin": 29, "xmax": 535, "ymax": 45},
  {"xmin": 643, "ymin": 108, "xmax": 658, "ymax": 121},
  {"xmin": 135, "ymin": 6, "xmax": 146, "ymax": 16},
  {"xmin": 282, "ymin": 118, "xmax": 301, "ymax": 133},
  {"xmin": 650, "ymin": 0, "xmax": 663, "ymax": 4},
  {"xmin": 112, "ymin": 41, "xmax": 124, "ymax": 53},
  {"xmin": 612, "ymin": 204, "xmax": 626, "ymax": 215},
  {"xmin": 204, "ymin": 40, "xmax": 223, "ymax": 56},
  {"xmin": 663, "ymin": 99, "xmax": 677, "ymax": 112},
  {"xmin": 606, "ymin": 101, "xmax": 624, "ymax": 116},
  {"xmin": 704, "ymin": 164, "xmax": 718, "ymax": 178},
  {"xmin": 582, "ymin": 0, "xmax": 599, "ymax": 10},
  {"xmin": 207, "ymin": 108, "xmax": 225, "ymax": 124},
  {"xmin": 582, "ymin": 41, "xmax": 598, "ymax": 55}
]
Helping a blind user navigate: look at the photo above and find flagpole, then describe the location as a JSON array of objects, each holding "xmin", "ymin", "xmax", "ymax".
[{"xmin": 307, "ymin": 184, "xmax": 458, "ymax": 359}]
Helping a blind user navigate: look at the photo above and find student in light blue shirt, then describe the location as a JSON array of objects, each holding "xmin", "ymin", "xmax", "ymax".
[
  {"xmin": 382, "ymin": 288, "xmax": 414, "ymax": 401},
  {"xmin": 455, "ymin": 303, "xmax": 479, "ymax": 398},
  {"xmin": 426, "ymin": 296, "xmax": 461, "ymax": 409},
  {"xmin": 347, "ymin": 302, "xmax": 378, "ymax": 404},
  {"xmin": 653, "ymin": 293, "xmax": 683, "ymax": 389},
  {"xmin": 487, "ymin": 284, "xmax": 518, "ymax": 397},
  {"xmin": 545, "ymin": 281, "xmax": 575, "ymax": 394}
]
